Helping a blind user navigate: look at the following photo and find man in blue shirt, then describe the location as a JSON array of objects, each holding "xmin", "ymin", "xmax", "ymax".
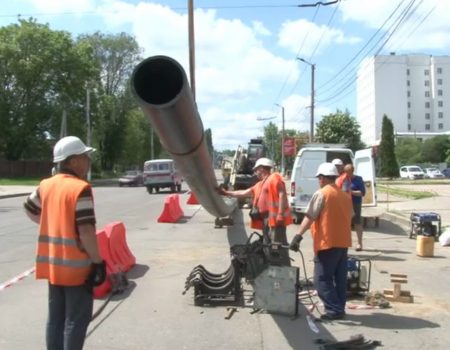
[{"xmin": 344, "ymin": 164, "xmax": 366, "ymax": 251}]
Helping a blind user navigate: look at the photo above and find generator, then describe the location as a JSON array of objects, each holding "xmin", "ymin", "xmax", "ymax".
[
  {"xmin": 347, "ymin": 256, "xmax": 371, "ymax": 295},
  {"xmin": 410, "ymin": 212, "xmax": 441, "ymax": 241}
]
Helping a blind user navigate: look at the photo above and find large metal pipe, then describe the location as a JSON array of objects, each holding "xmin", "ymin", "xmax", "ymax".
[{"xmin": 131, "ymin": 55, "xmax": 236, "ymax": 218}]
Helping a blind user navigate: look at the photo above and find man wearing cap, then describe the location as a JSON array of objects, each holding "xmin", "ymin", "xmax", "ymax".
[
  {"xmin": 24, "ymin": 136, "xmax": 106, "ymax": 350},
  {"xmin": 289, "ymin": 162, "xmax": 352, "ymax": 320},
  {"xmin": 217, "ymin": 157, "xmax": 292, "ymax": 266},
  {"xmin": 332, "ymin": 158, "xmax": 351, "ymax": 194}
]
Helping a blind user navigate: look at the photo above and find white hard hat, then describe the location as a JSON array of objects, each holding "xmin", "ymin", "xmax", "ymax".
[
  {"xmin": 332, "ymin": 158, "xmax": 343, "ymax": 166},
  {"xmin": 253, "ymin": 157, "xmax": 274, "ymax": 170},
  {"xmin": 316, "ymin": 162, "xmax": 339, "ymax": 177},
  {"xmin": 53, "ymin": 136, "xmax": 95, "ymax": 163}
]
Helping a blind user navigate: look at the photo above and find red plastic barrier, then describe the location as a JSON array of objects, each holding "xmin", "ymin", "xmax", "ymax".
[
  {"xmin": 157, "ymin": 194, "xmax": 184, "ymax": 223},
  {"xmin": 94, "ymin": 230, "xmax": 115, "ymax": 298},
  {"xmin": 105, "ymin": 222, "xmax": 136, "ymax": 273},
  {"xmin": 186, "ymin": 191, "xmax": 199, "ymax": 205}
]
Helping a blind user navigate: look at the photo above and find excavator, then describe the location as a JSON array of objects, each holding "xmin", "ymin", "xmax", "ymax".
[{"xmin": 222, "ymin": 139, "xmax": 266, "ymax": 207}]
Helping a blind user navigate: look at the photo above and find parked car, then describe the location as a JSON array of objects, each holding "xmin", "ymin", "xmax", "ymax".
[
  {"xmin": 399, "ymin": 165, "xmax": 425, "ymax": 179},
  {"xmin": 424, "ymin": 167, "xmax": 445, "ymax": 179},
  {"xmin": 118, "ymin": 170, "xmax": 144, "ymax": 187},
  {"xmin": 442, "ymin": 168, "xmax": 450, "ymax": 178}
]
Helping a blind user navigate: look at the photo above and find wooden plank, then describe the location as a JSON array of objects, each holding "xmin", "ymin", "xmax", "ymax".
[
  {"xmin": 390, "ymin": 278, "xmax": 408, "ymax": 284},
  {"xmin": 390, "ymin": 273, "xmax": 407, "ymax": 278}
]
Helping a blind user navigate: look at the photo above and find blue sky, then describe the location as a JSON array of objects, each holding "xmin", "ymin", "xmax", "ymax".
[{"xmin": 1, "ymin": 0, "xmax": 448, "ymax": 150}]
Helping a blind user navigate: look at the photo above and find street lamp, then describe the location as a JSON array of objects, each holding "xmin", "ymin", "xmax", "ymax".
[
  {"xmin": 275, "ymin": 104, "xmax": 285, "ymax": 175},
  {"xmin": 297, "ymin": 58, "xmax": 315, "ymax": 143}
]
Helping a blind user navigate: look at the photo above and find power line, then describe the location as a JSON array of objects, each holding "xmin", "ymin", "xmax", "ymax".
[{"xmin": 316, "ymin": 0, "xmax": 421, "ymax": 105}]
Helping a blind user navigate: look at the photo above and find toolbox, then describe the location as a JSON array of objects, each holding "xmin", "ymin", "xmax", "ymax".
[{"xmin": 409, "ymin": 212, "xmax": 441, "ymax": 241}]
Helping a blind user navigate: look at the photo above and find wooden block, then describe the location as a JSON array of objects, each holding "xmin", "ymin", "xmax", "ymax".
[
  {"xmin": 390, "ymin": 278, "xmax": 408, "ymax": 284},
  {"xmin": 390, "ymin": 274, "xmax": 407, "ymax": 278},
  {"xmin": 393, "ymin": 283, "xmax": 401, "ymax": 298}
]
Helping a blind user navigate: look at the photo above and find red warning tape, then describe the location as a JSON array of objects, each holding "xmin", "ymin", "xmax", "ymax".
[{"xmin": 0, "ymin": 267, "xmax": 35, "ymax": 291}]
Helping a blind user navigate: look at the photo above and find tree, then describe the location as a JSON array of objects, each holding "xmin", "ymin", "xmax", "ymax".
[
  {"xmin": 395, "ymin": 138, "xmax": 422, "ymax": 165},
  {"xmin": 77, "ymin": 32, "xmax": 142, "ymax": 170},
  {"xmin": 315, "ymin": 109, "xmax": 365, "ymax": 151},
  {"xmin": 0, "ymin": 19, "xmax": 94, "ymax": 160},
  {"xmin": 378, "ymin": 115, "xmax": 399, "ymax": 178},
  {"xmin": 421, "ymin": 135, "xmax": 450, "ymax": 163}
]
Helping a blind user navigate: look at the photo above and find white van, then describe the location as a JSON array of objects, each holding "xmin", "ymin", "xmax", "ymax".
[
  {"xmin": 289, "ymin": 145, "xmax": 376, "ymax": 224},
  {"xmin": 143, "ymin": 159, "xmax": 183, "ymax": 194}
]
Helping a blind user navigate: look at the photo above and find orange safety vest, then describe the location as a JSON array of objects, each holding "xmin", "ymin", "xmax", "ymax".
[
  {"xmin": 250, "ymin": 181, "xmax": 264, "ymax": 230},
  {"xmin": 311, "ymin": 184, "xmax": 352, "ymax": 254},
  {"xmin": 257, "ymin": 173, "xmax": 292, "ymax": 228},
  {"xmin": 36, "ymin": 174, "xmax": 92, "ymax": 286}
]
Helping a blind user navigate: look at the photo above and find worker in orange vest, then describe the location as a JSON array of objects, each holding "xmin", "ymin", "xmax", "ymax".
[
  {"xmin": 24, "ymin": 136, "xmax": 106, "ymax": 350},
  {"xmin": 290, "ymin": 162, "xmax": 352, "ymax": 321},
  {"xmin": 217, "ymin": 157, "xmax": 293, "ymax": 266}
]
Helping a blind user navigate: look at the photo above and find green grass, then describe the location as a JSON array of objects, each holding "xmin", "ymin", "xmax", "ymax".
[
  {"xmin": 378, "ymin": 184, "xmax": 436, "ymax": 200},
  {"xmin": 0, "ymin": 178, "xmax": 41, "ymax": 185}
]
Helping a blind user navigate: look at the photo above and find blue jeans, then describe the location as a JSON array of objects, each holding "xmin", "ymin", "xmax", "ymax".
[
  {"xmin": 314, "ymin": 248, "xmax": 348, "ymax": 316},
  {"xmin": 46, "ymin": 283, "xmax": 93, "ymax": 350}
]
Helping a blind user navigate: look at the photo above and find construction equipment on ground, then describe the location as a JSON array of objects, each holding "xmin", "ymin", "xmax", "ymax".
[
  {"xmin": 223, "ymin": 139, "xmax": 266, "ymax": 207},
  {"xmin": 183, "ymin": 232, "xmax": 299, "ymax": 316}
]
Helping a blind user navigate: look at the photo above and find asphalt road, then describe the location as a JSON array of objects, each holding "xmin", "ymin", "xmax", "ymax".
[{"xmin": 1, "ymin": 183, "xmax": 450, "ymax": 349}]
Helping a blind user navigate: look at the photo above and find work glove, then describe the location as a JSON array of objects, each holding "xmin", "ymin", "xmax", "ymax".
[
  {"xmin": 215, "ymin": 186, "xmax": 227, "ymax": 196},
  {"xmin": 86, "ymin": 261, "xmax": 107, "ymax": 287},
  {"xmin": 289, "ymin": 235, "xmax": 303, "ymax": 252}
]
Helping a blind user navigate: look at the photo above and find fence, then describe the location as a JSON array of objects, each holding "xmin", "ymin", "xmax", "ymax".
[{"xmin": 0, "ymin": 160, "xmax": 53, "ymax": 178}]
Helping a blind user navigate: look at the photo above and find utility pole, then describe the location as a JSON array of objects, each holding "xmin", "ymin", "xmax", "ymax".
[
  {"xmin": 297, "ymin": 58, "xmax": 315, "ymax": 143},
  {"xmin": 275, "ymin": 104, "xmax": 285, "ymax": 175},
  {"xmin": 188, "ymin": 0, "xmax": 196, "ymax": 101},
  {"xmin": 86, "ymin": 88, "xmax": 92, "ymax": 181}
]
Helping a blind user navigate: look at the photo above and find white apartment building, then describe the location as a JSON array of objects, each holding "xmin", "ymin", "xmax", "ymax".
[{"xmin": 357, "ymin": 53, "xmax": 450, "ymax": 145}]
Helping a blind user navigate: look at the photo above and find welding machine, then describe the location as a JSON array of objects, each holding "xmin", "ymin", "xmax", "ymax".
[{"xmin": 347, "ymin": 256, "xmax": 371, "ymax": 295}]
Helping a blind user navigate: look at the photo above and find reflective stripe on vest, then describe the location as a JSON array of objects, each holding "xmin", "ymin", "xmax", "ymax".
[{"xmin": 36, "ymin": 255, "xmax": 91, "ymax": 268}]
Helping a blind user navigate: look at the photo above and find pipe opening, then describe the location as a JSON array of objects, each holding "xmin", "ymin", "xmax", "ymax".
[{"xmin": 132, "ymin": 57, "xmax": 184, "ymax": 105}]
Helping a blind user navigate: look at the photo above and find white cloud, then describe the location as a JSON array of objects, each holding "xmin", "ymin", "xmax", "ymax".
[
  {"xmin": 252, "ymin": 20, "xmax": 271, "ymax": 36},
  {"xmin": 340, "ymin": 0, "xmax": 450, "ymax": 51},
  {"xmin": 278, "ymin": 19, "xmax": 361, "ymax": 56}
]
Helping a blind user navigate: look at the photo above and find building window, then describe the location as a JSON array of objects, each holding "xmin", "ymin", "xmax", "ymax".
[
  {"xmin": 439, "ymin": 112, "xmax": 444, "ymax": 118},
  {"xmin": 425, "ymin": 124, "xmax": 430, "ymax": 130},
  {"xmin": 438, "ymin": 78, "xmax": 443, "ymax": 85},
  {"xmin": 438, "ymin": 101, "xmax": 443, "ymax": 107},
  {"xmin": 407, "ymin": 91, "xmax": 411, "ymax": 97},
  {"xmin": 425, "ymin": 102, "xmax": 430, "ymax": 108},
  {"xmin": 425, "ymin": 91, "xmax": 430, "ymax": 97},
  {"xmin": 407, "ymin": 69, "xmax": 410, "ymax": 75},
  {"xmin": 437, "ymin": 67, "xmax": 442, "ymax": 74},
  {"xmin": 425, "ymin": 113, "xmax": 430, "ymax": 119},
  {"xmin": 408, "ymin": 102, "xmax": 411, "ymax": 108},
  {"xmin": 438, "ymin": 89, "xmax": 443, "ymax": 96},
  {"xmin": 408, "ymin": 124, "xmax": 411, "ymax": 131},
  {"xmin": 438, "ymin": 123, "xmax": 444, "ymax": 130},
  {"xmin": 425, "ymin": 80, "xmax": 430, "ymax": 86},
  {"xmin": 407, "ymin": 80, "xmax": 410, "ymax": 86},
  {"xmin": 424, "ymin": 69, "xmax": 430, "ymax": 75},
  {"xmin": 408, "ymin": 113, "xmax": 411, "ymax": 119}
]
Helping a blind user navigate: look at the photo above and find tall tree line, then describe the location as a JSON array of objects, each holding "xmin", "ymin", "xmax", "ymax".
[{"xmin": 0, "ymin": 19, "xmax": 159, "ymax": 173}]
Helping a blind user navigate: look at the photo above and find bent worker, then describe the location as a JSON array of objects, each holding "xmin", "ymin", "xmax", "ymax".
[
  {"xmin": 344, "ymin": 163, "xmax": 366, "ymax": 251},
  {"xmin": 217, "ymin": 157, "xmax": 292, "ymax": 266},
  {"xmin": 24, "ymin": 136, "xmax": 106, "ymax": 350},
  {"xmin": 289, "ymin": 162, "xmax": 352, "ymax": 320}
]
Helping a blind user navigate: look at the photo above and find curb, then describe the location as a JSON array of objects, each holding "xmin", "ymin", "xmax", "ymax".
[
  {"xmin": 0, "ymin": 192, "xmax": 31, "ymax": 200},
  {"xmin": 380, "ymin": 211, "xmax": 410, "ymax": 229}
]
